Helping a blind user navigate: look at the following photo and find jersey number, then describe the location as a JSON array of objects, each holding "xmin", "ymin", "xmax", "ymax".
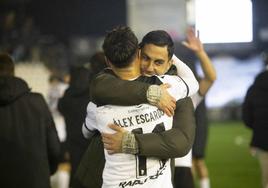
[{"xmin": 132, "ymin": 122, "xmax": 166, "ymax": 178}]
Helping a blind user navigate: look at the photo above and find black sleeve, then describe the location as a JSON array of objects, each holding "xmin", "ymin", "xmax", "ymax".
[
  {"xmin": 46, "ymin": 122, "xmax": 61, "ymax": 174},
  {"xmin": 242, "ymin": 86, "xmax": 254, "ymax": 129},
  {"xmin": 90, "ymin": 72, "xmax": 150, "ymax": 106},
  {"xmin": 74, "ymin": 132, "xmax": 104, "ymax": 188},
  {"xmin": 40, "ymin": 96, "xmax": 61, "ymax": 174},
  {"xmin": 135, "ymin": 97, "xmax": 195, "ymax": 159}
]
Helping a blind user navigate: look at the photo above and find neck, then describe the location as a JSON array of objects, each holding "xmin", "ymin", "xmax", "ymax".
[{"xmin": 112, "ymin": 60, "xmax": 141, "ymax": 80}]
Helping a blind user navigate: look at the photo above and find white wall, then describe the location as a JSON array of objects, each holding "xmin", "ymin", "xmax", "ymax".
[
  {"xmin": 15, "ymin": 62, "xmax": 50, "ymax": 100},
  {"xmin": 127, "ymin": 0, "xmax": 187, "ymax": 41}
]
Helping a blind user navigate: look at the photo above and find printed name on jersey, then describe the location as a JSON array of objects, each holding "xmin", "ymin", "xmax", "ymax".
[
  {"xmin": 118, "ymin": 164, "xmax": 167, "ymax": 188},
  {"xmin": 96, "ymin": 104, "xmax": 173, "ymax": 188},
  {"xmin": 113, "ymin": 109, "xmax": 164, "ymax": 127}
]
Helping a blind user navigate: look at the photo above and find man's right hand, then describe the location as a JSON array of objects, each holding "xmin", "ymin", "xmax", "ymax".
[{"xmin": 157, "ymin": 83, "xmax": 176, "ymax": 117}]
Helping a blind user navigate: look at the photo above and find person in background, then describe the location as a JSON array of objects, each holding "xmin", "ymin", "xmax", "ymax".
[
  {"xmin": 242, "ymin": 51, "xmax": 268, "ymax": 188},
  {"xmin": 0, "ymin": 53, "xmax": 60, "ymax": 188},
  {"xmin": 57, "ymin": 66, "xmax": 91, "ymax": 187},
  {"xmin": 58, "ymin": 51, "xmax": 107, "ymax": 187},
  {"xmin": 89, "ymin": 51, "xmax": 108, "ymax": 79},
  {"xmin": 178, "ymin": 27, "xmax": 216, "ymax": 188},
  {"xmin": 47, "ymin": 74, "xmax": 70, "ymax": 188}
]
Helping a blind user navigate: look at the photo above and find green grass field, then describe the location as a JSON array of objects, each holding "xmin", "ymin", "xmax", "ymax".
[{"xmin": 203, "ymin": 121, "xmax": 261, "ymax": 188}]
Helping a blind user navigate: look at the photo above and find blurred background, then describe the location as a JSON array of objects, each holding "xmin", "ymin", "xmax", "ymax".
[{"xmin": 1, "ymin": 0, "xmax": 267, "ymax": 187}]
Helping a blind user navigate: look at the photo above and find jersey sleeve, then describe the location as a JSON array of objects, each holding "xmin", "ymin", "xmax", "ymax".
[
  {"xmin": 82, "ymin": 102, "xmax": 98, "ymax": 138},
  {"xmin": 172, "ymin": 55, "xmax": 199, "ymax": 96},
  {"xmin": 135, "ymin": 97, "xmax": 195, "ymax": 159},
  {"xmin": 90, "ymin": 72, "xmax": 149, "ymax": 106},
  {"xmin": 190, "ymin": 92, "xmax": 204, "ymax": 109},
  {"xmin": 156, "ymin": 75, "xmax": 188, "ymax": 101}
]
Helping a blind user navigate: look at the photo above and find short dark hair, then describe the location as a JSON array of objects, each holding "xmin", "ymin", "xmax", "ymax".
[
  {"xmin": 102, "ymin": 26, "xmax": 138, "ymax": 68},
  {"xmin": 139, "ymin": 30, "xmax": 174, "ymax": 60},
  {"xmin": 0, "ymin": 53, "xmax": 14, "ymax": 76}
]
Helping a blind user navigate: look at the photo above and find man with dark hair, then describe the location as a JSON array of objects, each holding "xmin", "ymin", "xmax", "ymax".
[
  {"xmin": 242, "ymin": 50, "xmax": 268, "ymax": 188},
  {"xmin": 139, "ymin": 30, "xmax": 175, "ymax": 76},
  {"xmin": 102, "ymin": 26, "xmax": 139, "ymax": 69},
  {"xmin": 75, "ymin": 26, "xmax": 196, "ymax": 188},
  {"xmin": 91, "ymin": 30, "xmax": 198, "ymax": 115},
  {"xmin": 0, "ymin": 53, "xmax": 61, "ymax": 188},
  {"xmin": 84, "ymin": 28, "xmax": 215, "ymax": 188}
]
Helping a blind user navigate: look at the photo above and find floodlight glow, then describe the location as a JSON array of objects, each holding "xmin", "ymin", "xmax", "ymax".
[{"xmin": 195, "ymin": 0, "xmax": 253, "ymax": 43}]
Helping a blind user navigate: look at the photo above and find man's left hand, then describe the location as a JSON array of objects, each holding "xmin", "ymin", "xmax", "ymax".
[{"xmin": 101, "ymin": 124, "xmax": 126, "ymax": 154}]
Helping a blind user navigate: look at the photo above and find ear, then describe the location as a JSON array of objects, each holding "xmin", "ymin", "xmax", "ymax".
[{"xmin": 167, "ymin": 59, "xmax": 173, "ymax": 68}]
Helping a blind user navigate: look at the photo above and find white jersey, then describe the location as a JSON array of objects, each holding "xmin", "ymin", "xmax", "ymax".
[
  {"xmin": 172, "ymin": 55, "xmax": 199, "ymax": 96},
  {"xmin": 190, "ymin": 92, "xmax": 203, "ymax": 109},
  {"xmin": 175, "ymin": 150, "xmax": 192, "ymax": 167},
  {"xmin": 82, "ymin": 74, "xmax": 191, "ymax": 139},
  {"xmin": 87, "ymin": 103, "xmax": 173, "ymax": 188},
  {"xmin": 157, "ymin": 75, "xmax": 188, "ymax": 99},
  {"xmin": 84, "ymin": 75, "xmax": 190, "ymax": 188}
]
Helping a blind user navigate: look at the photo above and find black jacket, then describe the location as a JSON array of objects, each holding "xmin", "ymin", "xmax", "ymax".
[
  {"xmin": 242, "ymin": 70, "xmax": 268, "ymax": 151},
  {"xmin": 0, "ymin": 76, "xmax": 60, "ymax": 188},
  {"xmin": 58, "ymin": 67, "xmax": 90, "ymax": 184}
]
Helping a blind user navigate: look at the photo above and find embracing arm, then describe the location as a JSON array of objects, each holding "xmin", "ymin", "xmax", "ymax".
[
  {"xmin": 172, "ymin": 55, "xmax": 199, "ymax": 96},
  {"xmin": 102, "ymin": 97, "xmax": 195, "ymax": 158},
  {"xmin": 91, "ymin": 71, "xmax": 149, "ymax": 105},
  {"xmin": 91, "ymin": 71, "xmax": 176, "ymax": 116},
  {"xmin": 135, "ymin": 97, "xmax": 195, "ymax": 158}
]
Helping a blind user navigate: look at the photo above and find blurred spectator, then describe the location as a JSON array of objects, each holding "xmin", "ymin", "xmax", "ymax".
[
  {"xmin": 175, "ymin": 29, "xmax": 215, "ymax": 188},
  {"xmin": 242, "ymin": 51, "xmax": 268, "ymax": 188},
  {"xmin": 58, "ymin": 66, "xmax": 91, "ymax": 187},
  {"xmin": 47, "ymin": 74, "xmax": 70, "ymax": 188},
  {"xmin": 89, "ymin": 51, "xmax": 107, "ymax": 78},
  {"xmin": 174, "ymin": 28, "xmax": 216, "ymax": 188},
  {"xmin": 48, "ymin": 75, "xmax": 69, "ymax": 115},
  {"xmin": 0, "ymin": 53, "xmax": 60, "ymax": 188}
]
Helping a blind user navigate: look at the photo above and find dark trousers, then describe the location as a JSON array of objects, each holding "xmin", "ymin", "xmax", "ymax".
[{"xmin": 174, "ymin": 167, "xmax": 194, "ymax": 188}]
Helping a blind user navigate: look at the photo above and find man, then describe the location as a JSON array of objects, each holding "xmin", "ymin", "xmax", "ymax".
[
  {"xmin": 76, "ymin": 26, "xmax": 196, "ymax": 187},
  {"xmin": 90, "ymin": 31, "xmax": 198, "ymax": 116},
  {"xmin": 0, "ymin": 53, "xmax": 61, "ymax": 188},
  {"xmin": 184, "ymin": 28, "xmax": 216, "ymax": 188},
  {"xmin": 89, "ymin": 28, "xmax": 216, "ymax": 188},
  {"xmin": 242, "ymin": 51, "xmax": 268, "ymax": 188},
  {"xmin": 57, "ymin": 66, "xmax": 91, "ymax": 187}
]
